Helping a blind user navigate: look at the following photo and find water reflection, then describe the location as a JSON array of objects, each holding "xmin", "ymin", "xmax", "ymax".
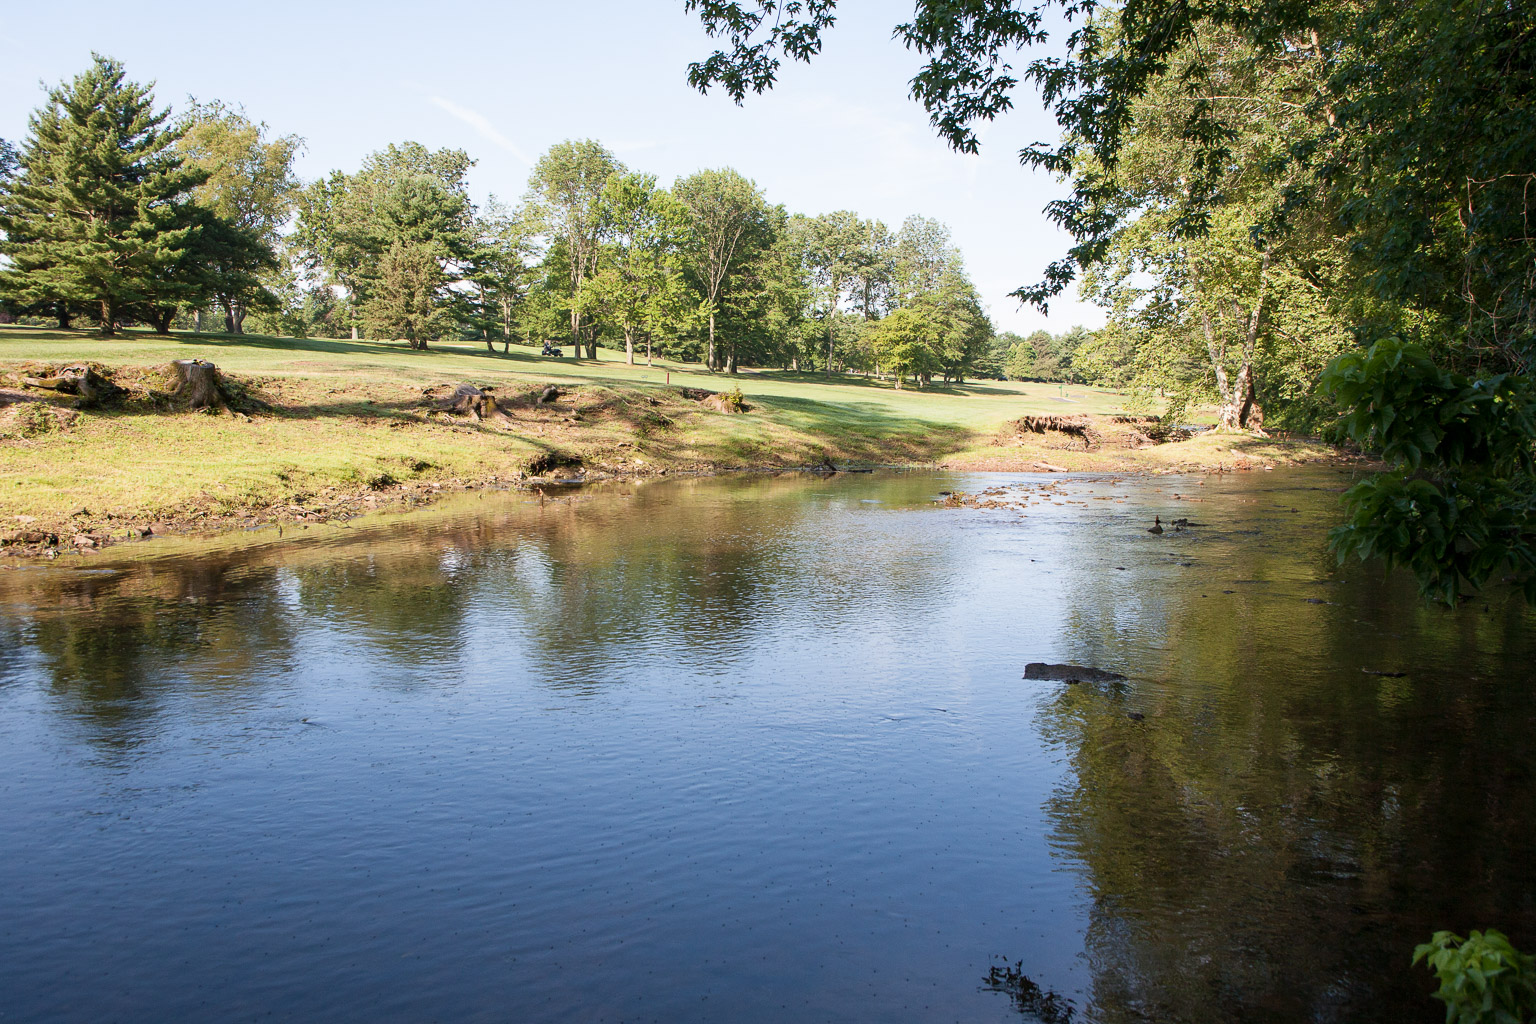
[
  {"xmin": 1034, "ymin": 477, "xmax": 1536, "ymax": 1022},
  {"xmin": 0, "ymin": 469, "xmax": 1531, "ymax": 1023}
]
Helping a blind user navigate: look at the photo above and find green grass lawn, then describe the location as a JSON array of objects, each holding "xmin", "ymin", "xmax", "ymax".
[{"xmin": 0, "ymin": 323, "xmax": 1129, "ymax": 429}]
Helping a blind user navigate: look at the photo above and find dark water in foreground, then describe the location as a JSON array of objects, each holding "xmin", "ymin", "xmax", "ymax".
[{"xmin": 1, "ymin": 469, "xmax": 1532, "ymax": 1023}]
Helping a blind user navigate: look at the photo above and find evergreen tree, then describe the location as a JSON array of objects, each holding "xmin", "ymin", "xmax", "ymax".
[
  {"xmin": 359, "ymin": 241, "xmax": 452, "ymax": 350},
  {"xmin": 294, "ymin": 143, "xmax": 476, "ymax": 339},
  {"xmin": 0, "ymin": 55, "xmax": 204, "ymax": 334}
]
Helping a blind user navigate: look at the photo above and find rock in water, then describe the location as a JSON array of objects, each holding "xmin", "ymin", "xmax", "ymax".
[{"xmin": 1024, "ymin": 663, "xmax": 1127, "ymax": 683}]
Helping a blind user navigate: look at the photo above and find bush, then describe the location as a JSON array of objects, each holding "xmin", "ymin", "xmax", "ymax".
[{"xmin": 1414, "ymin": 929, "xmax": 1536, "ymax": 1023}]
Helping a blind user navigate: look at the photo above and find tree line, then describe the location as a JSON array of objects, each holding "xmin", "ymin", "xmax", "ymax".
[
  {"xmin": 680, "ymin": 0, "xmax": 1536, "ymax": 597},
  {"xmin": 0, "ymin": 55, "xmax": 1121, "ymax": 389}
]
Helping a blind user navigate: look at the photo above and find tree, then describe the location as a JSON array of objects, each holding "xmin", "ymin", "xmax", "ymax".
[
  {"xmin": 176, "ymin": 100, "xmax": 302, "ymax": 333},
  {"xmin": 295, "ymin": 142, "xmax": 476, "ymax": 339},
  {"xmin": 464, "ymin": 198, "xmax": 534, "ymax": 352},
  {"xmin": 360, "ymin": 241, "xmax": 452, "ymax": 350},
  {"xmin": 846, "ymin": 218, "xmax": 895, "ymax": 321},
  {"xmin": 588, "ymin": 172, "xmax": 693, "ymax": 365},
  {"xmin": 683, "ymin": 0, "xmax": 1536, "ymax": 601},
  {"xmin": 1003, "ymin": 337, "xmax": 1038, "ymax": 381},
  {"xmin": 870, "ymin": 304, "xmax": 943, "ymax": 388},
  {"xmin": 709, "ymin": 204, "xmax": 805, "ymax": 370},
  {"xmin": 0, "ymin": 55, "xmax": 204, "ymax": 334},
  {"xmin": 792, "ymin": 210, "xmax": 865, "ymax": 375},
  {"xmin": 892, "ymin": 215, "xmax": 960, "ymax": 304},
  {"xmin": 523, "ymin": 140, "xmax": 625, "ymax": 359},
  {"xmin": 1071, "ymin": 27, "xmax": 1350, "ymax": 429},
  {"xmin": 674, "ymin": 167, "xmax": 773, "ymax": 371}
]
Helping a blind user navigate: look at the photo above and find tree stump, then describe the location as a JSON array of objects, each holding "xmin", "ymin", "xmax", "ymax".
[
  {"xmin": 171, "ymin": 359, "xmax": 229, "ymax": 411},
  {"xmin": 434, "ymin": 383, "xmax": 512, "ymax": 424}
]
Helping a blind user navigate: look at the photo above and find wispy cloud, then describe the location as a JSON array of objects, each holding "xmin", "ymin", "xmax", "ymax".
[{"xmin": 429, "ymin": 96, "xmax": 533, "ymax": 165}]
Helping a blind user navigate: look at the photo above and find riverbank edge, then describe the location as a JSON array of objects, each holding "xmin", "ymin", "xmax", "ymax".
[
  {"xmin": 0, "ymin": 439, "xmax": 1361, "ymax": 564},
  {"xmin": 1, "ymin": 358, "xmax": 1362, "ymax": 561}
]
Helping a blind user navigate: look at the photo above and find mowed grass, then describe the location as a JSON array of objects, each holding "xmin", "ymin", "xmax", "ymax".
[
  {"xmin": 0, "ymin": 324, "xmax": 1133, "ymax": 529},
  {"xmin": 0, "ymin": 323, "xmax": 1127, "ymax": 424}
]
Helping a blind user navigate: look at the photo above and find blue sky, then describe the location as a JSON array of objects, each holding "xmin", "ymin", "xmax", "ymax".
[{"xmin": 0, "ymin": 0, "xmax": 1104, "ymax": 335}]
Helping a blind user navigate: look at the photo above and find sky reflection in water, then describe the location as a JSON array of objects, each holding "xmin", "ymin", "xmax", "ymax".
[{"xmin": 1, "ymin": 469, "xmax": 1532, "ymax": 1023}]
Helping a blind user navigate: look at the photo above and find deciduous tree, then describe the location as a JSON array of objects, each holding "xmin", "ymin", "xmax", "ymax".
[
  {"xmin": 674, "ymin": 167, "xmax": 773, "ymax": 371},
  {"xmin": 176, "ymin": 100, "xmax": 302, "ymax": 333},
  {"xmin": 523, "ymin": 140, "xmax": 625, "ymax": 359}
]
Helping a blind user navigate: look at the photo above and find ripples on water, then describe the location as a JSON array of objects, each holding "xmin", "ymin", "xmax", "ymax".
[{"xmin": 1, "ymin": 469, "xmax": 1532, "ymax": 1022}]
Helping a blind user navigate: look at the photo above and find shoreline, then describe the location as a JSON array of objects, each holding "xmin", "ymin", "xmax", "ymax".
[
  {"xmin": 0, "ymin": 441, "xmax": 1359, "ymax": 563},
  {"xmin": 1, "ymin": 344, "xmax": 1362, "ymax": 561}
]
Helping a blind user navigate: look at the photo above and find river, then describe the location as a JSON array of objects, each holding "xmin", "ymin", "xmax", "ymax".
[{"xmin": 1, "ymin": 469, "xmax": 1531, "ymax": 1022}]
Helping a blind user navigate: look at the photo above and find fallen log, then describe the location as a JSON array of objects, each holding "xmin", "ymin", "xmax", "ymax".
[
  {"xmin": 1024, "ymin": 663, "xmax": 1127, "ymax": 683},
  {"xmin": 20, "ymin": 364, "xmax": 123, "ymax": 409}
]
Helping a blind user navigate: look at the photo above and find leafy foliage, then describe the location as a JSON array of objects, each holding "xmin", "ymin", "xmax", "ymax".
[
  {"xmin": 1413, "ymin": 930, "xmax": 1536, "ymax": 1024},
  {"xmin": 682, "ymin": 0, "xmax": 1536, "ymax": 600},
  {"xmin": 175, "ymin": 100, "xmax": 302, "ymax": 333},
  {"xmin": 1324, "ymin": 339, "xmax": 1536, "ymax": 603},
  {"xmin": 359, "ymin": 241, "xmax": 453, "ymax": 350}
]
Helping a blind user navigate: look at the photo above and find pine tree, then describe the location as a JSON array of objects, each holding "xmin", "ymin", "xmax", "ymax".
[
  {"xmin": 0, "ymin": 55, "xmax": 204, "ymax": 334},
  {"xmin": 359, "ymin": 241, "xmax": 453, "ymax": 350}
]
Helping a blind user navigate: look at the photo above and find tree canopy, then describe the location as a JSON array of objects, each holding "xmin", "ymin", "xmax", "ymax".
[{"xmin": 683, "ymin": 0, "xmax": 1536, "ymax": 602}]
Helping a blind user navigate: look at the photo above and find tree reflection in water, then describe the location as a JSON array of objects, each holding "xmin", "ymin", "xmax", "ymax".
[{"xmin": 1034, "ymin": 478, "xmax": 1536, "ymax": 1023}]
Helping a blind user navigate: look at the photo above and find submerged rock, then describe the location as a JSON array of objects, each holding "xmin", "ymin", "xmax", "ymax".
[{"xmin": 1024, "ymin": 663, "xmax": 1127, "ymax": 683}]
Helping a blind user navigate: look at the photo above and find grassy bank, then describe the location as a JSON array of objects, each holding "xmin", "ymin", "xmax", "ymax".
[{"xmin": 0, "ymin": 325, "xmax": 1346, "ymax": 553}]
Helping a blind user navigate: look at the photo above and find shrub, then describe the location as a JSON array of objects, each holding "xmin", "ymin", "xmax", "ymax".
[{"xmin": 1414, "ymin": 929, "xmax": 1536, "ymax": 1023}]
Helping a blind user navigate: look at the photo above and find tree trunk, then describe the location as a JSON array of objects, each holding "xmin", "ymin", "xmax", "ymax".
[
  {"xmin": 1239, "ymin": 372, "xmax": 1265, "ymax": 432},
  {"xmin": 569, "ymin": 309, "xmax": 581, "ymax": 361},
  {"xmin": 171, "ymin": 359, "xmax": 229, "ymax": 411},
  {"xmin": 351, "ymin": 326, "xmax": 358, "ymax": 340},
  {"xmin": 220, "ymin": 294, "xmax": 247, "ymax": 334},
  {"xmin": 435, "ymin": 382, "xmax": 513, "ymax": 424},
  {"xmin": 194, "ymin": 308, "xmax": 203, "ymax": 333},
  {"xmin": 646, "ymin": 334, "xmax": 653, "ymax": 366},
  {"xmin": 625, "ymin": 328, "xmax": 635, "ymax": 366},
  {"xmin": 56, "ymin": 303, "xmax": 71, "ymax": 330},
  {"xmin": 150, "ymin": 307, "xmax": 175, "ymax": 334},
  {"xmin": 98, "ymin": 298, "xmax": 114, "ymax": 336},
  {"xmin": 1198, "ymin": 304, "xmax": 1239, "ymax": 429},
  {"xmin": 707, "ymin": 310, "xmax": 717, "ymax": 371}
]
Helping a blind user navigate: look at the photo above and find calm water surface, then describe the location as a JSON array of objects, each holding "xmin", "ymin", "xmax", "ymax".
[{"xmin": 1, "ymin": 469, "xmax": 1532, "ymax": 1023}]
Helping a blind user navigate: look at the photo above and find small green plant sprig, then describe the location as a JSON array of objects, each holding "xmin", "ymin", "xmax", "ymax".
[{"xmin": 1413, "ymin": 929, "xmax": 1536, "ymax": 1024}]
